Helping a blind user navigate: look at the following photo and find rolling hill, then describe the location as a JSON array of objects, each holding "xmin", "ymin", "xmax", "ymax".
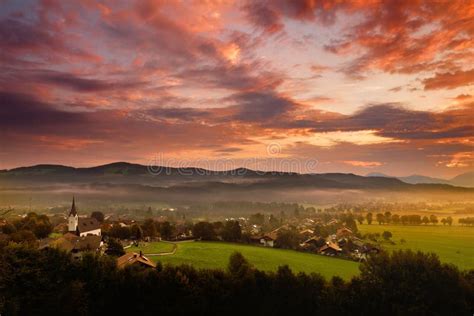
[
  {"xmin": 367, "ymin": 171, "xmax": 474, "ymax": 188},
  {"xmin": 1, "ymin": 163, "xmax": 473, "ymax": 207},
  {"xmin": 0, "ymin": 162, "xmax": 464, "ymax": 189}
]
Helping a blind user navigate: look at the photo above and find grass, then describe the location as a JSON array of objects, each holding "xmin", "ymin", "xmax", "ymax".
[
  {"xmin": 48, "ymin": 232, "xmax": 63, "ymax": 239},
  {"xmin": 359, "ymin": 224, "xmax": 474, "ymax": 270},
  {"xmin": 126, "ymin": 241, "xmax": 175, "ymax": 254},
  {"xmin": 131, "ymin": 241, "xmax": 360, "ymax": 280}
]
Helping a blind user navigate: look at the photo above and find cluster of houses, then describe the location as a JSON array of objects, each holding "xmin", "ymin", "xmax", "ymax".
[
  {"xmin": 248, "ymin": 219, "xmax": 379, "ymax": 261},
  {"xmin": 40, "ymin": 198, "xmax": 104, "ymax": 259},
  {"xmin": 40, "ymin": 198, "xmax": 155, "ymax": 269}
]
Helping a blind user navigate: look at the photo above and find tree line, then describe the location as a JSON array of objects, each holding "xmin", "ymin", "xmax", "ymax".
[
  {"xmin": 363, "ymin": 212, "xmax": 453, "ymax": 225},
  {"xmin": 0, "ymin": 212, "xmax": 53, "ymax": 242},
  {"xmin": 458, "ymin": 217, "xmax": 474, "ymax": 225},
  {"xmin": 0, "ymin": 244, "xmax": 472, "ymax": 315}
]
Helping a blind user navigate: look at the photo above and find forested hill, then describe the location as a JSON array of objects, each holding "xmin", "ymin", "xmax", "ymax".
[
  {"xmin": 1, "ymin": 162, "xmax": 471, "ymax": 192},
  {"xmin": 1, "ymin": 162, "xmax": 472, "ymax": 206}
]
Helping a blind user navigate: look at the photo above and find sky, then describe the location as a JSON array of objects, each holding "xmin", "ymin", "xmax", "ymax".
[{"xmin": 0, "ymin": 0, "xmax": 473, "ymax": 177}]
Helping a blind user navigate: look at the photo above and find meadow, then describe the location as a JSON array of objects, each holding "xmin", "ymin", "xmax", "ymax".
[
  {"xmin": 127, "ymin": 241, "xmax": 175, "ymax": 254},
  {"xmin": 359, "ymin": 224, "xmax": 474, "ymax": 270},
  {"xmin": 129, "ymin": 241, "xmax": 360, "ymax": 279}
]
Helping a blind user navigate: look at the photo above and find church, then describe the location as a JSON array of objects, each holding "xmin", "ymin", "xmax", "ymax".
[{"xmin": 67, "ymin": 197, "xmax": 101, "ymax": 237}]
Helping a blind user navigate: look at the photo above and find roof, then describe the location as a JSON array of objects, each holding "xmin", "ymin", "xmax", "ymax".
[
  {"xmin": 117, "ymin": 252, "xmax": 156, "ymax": 269},
  {"xmin": 261, "ymin": 235, "xmax": 275, "ymax": 241},
  {"xmin": 336, "ymin": 227, "xmax": 353, "ymax": 235},
  {"xmin": 78, "ymin": 217, "xmax": 101, "ymax": 233},
  {"xmin": 302, "ymin": 236, "xmax": 323, "ymax": 244},
  {"xmin": 319, "ymin": 241, "xmax": 342, "ymax": 253},
  {"xmin": 44, "ymin": 235, "xmax": 101, "ymax": 252},
  {"xmin": 269, "ymin": 225, "xmax": 288, "ymax": 234},
  {"xmin": 63, "ymin": 232, "xmax": 78, "ymax": 240},
  {"xmin": 264, "ymin": 231, "xmax": 278, "ymax": 240},
  {"xmin": 72, "ymin": 235, "xmax": 102, "ymax": 251},
  {"xmin": 68, "ymin": 197, "xmax": 77, "ymax": 217}
]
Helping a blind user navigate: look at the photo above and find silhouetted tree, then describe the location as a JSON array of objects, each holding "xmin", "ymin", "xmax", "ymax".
[
  {"xmin": 356, "ymin": 250, "xmax": 471, "ymax": 315},
  {"xmin": 105, "ymin": 238, "xmax": 125, "ymax": 257},
  {"xmin": 192, "ymin": 222, "xmax": 216, "ymax": 240},
  {"xmin": 249, "ymin": 213, "xmax": 265, "ymax": 226},
  {"xmin": 108, "ymin": 224, "xmax": 131, "ymax": 240},
  {"xmin": 10, "ymin": 230, "xmax": 37, "ymax": 244},
  {"xmin": 376, "ymin": 213, "xmax": 385, "ymax": 225},
  {"xmin": 1, "ymin": 223, "xmax": 16, "ymax": 234},
  {"xmin": 141, "ymin": 218, "xmax": 157, "ymax": 238},
  {"xmin": 222, "ymin": 221, "xmax": 241, "ymax": 242},
  {"xmin": 228, "ymin": 251, "xmax": 252, "ymax": 278},
  {"xmin": 275, "ymin": 229, "xmax": 300, "ymax": 249},
  {"xmin": 446, "ymin": 216, "xmax": 453, "ymax": 226},
  {"xmin": 91, "ymin": 211, "xmax": 105, "ymax": 223},
  {"xmin": 159, "ymin": 222, "xmax": 174, "ymax": 240},
  {"xmin": 366, "ymin": 212, "xmax": 373, "ymax": 225},
  {"xmin": 130, "ymin": 224, "xmax": 143, "ymax": 240}
]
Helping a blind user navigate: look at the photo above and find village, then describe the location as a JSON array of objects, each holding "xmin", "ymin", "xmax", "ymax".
[{"xmin": 0, "ymin": 197, "xmax": 389, "ymax": 270}]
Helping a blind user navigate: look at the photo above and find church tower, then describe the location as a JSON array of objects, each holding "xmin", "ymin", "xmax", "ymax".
[{"xmin": 68, "ymin": 196, "xmax": 79, "ymax": 233}]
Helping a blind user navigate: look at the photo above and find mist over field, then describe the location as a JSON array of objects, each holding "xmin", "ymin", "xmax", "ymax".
[{"xmin": 1, "ymin": 163, "xmax": 473, "ymax": 213}]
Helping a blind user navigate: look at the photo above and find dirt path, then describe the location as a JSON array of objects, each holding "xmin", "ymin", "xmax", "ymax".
[{"xmin": 130, "ymin": 239, "xmax": 196, "ymax": 256}]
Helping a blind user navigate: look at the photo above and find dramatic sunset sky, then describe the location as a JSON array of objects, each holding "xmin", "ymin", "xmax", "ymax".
[{"xmin": 1, "ymin": 0, "xmax": 473, "ymax": 177}]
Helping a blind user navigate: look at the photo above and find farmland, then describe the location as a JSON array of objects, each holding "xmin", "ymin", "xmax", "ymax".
[
  {"xmin": 127, "ymin": 241, "xmax": 175, "ymax": 254},
  {"xmin": 129, "ymin": 241, "xmax": 360, "ymax": 279},
  {"xmin": 359, "ymin": 224, "xmax": 474, "ymax": 270}
]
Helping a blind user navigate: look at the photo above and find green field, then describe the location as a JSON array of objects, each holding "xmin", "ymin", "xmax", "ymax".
[
  {"xmin": 127, "ymin": 241, "xmax": 175, "ymax": 254},
  {"xmin": 130, "ymin": 241, "xmax": 360, "ymax": 279},
  {"xmin": 359, "ymin": 224, "xmax": 474, "ymax": 270}
]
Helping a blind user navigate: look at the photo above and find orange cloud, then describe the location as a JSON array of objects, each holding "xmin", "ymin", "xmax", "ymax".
[
  {"xmin": 423, "ymin": 69, "xmax": 474, "ymax": 90},
  {"xmin": 342, "ymin": 160, "xmax": 383, "ymax": 167},
  {"xmin": 454, "ymin": 94, "xmax": 472, "ymax": 101},
  {"xmin": 445, "ymin": 152, "xmax": 474, "ymax": 168},
  {"xmin": 323, "ymin": 1, "xmax": 474, "ymax": 78}
]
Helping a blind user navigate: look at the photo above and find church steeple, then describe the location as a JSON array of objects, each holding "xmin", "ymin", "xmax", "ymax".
[
  {"xmin": 69, "ymin": 196, "xmax": 77, "ymax": 216},
  {"xmin": 68, "ymin": 196, "xmax": 79, "ymax": 233}
]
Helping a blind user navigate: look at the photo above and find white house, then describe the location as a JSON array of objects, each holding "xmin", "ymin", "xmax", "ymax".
[
  {"xmin": 67, "ymin": 197, "xmax": 101, "ymax": 237},
  {"xmin": 260, "ymin": 234, "xmax": 276, "ymax": 247},
  {"xmin": 77, "ymin": 217, "xmax": 101, "ymax": 236}
]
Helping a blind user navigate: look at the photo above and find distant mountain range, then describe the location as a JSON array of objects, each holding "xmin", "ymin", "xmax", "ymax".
[
  {"xmin": 367, "ymin": 171, "xmax": 474, "ymax": 188},
  {"xmin": 1, "ymin": 162, "xmax": 472, "ymax": 205},
  {"xmin": 1, "ymin": 162, "xmax": 472, "ymax": 189}
]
